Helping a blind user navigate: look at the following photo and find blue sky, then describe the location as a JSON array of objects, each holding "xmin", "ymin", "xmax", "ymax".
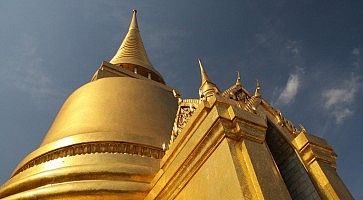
[{"xmin": 0, "ymin": 0, "xmax": 362, "ymax": 198}]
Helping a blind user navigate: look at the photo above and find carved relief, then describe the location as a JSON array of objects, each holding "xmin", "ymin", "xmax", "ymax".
[
  {"xmin": 223, "ymin": 80, "xmax": 300, "ymax": 137},
  {"xmin": 223, "ymin": 85, "xmax": 250, "ymax": 104},
  {"xmin": 170, "ymin": 99, "xmax": 199, "ymax": 145},
  {"xmin": 222, "ymin": 84, "xmax": 263, "ymax": 115},
  {"xmin": 14, "ymin": 141, "xmax": 165, "ymax": 177}
]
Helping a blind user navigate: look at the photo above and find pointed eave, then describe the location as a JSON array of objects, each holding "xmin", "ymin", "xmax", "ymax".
[{"xmin": 110, "ymin": 10, "xmax": 162, "ymax": 78}]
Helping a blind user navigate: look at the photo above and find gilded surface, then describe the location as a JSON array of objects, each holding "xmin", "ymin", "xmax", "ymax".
[
  {"xmin": 146, "ymin": 90, "xmax": 291, "ymax": 199},
  {"xmin": 0, "ymin": 9, "xmax": 353, "ymax": 200},
  {"xmin": 147, "ymin": 59, "xmax": 352, "ymax": 199},
  {"xmin": 0, "ymin": 10, "xmax": 178, "ymax": 199},
  {"xmin": 292, "ymin": 131, "xmax": 353, "ymax": 199}
]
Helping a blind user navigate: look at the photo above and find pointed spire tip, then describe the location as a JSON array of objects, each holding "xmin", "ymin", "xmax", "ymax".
[
  {"xmin": 198, "ymin": 58, "xmax": 208, "ymax": 83},
  {"xmin": 254, "ymin": 79, "xmax": 261, "ymax": 97},
  {"xmin": 128, "ymin": 9, "xmax": 139, "ymax": 31},
  {"xmin": 198, "ymin": 58, "xmax": 203, "ymax": 67},
  {"xmin": 109, "ymin": 8, "xmax": 163, "ymax": 81},
  {"xmin": 236, "ymin": 71, "xmax": 241, "ymax": 85}
]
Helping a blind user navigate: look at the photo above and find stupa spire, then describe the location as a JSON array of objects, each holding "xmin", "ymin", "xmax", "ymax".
[
  {"xmin": 128, "ymin": 9, "xmax": 139, "ymax": 30},
  {"xmin": 198, "ymin": 59, "xmax": 219, "ymax": 100},
  {"xmin": 110, "ymin": 10, "xmax": 162, "ymax": 80}
]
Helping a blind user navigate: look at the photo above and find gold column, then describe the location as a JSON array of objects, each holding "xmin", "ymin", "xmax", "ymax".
[{"xmin": 292, "ymin": 132, "xmax": 353, "ymax": 200}]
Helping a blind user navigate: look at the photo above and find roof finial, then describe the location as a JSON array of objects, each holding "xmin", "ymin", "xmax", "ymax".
[
  {"xmin": 129, "ymin": 9, "xmax": 139, "ymax": 30},
  {"xmin": 244, "ymin": 79, "xmax": 262, "ymax": 113},
  {"xmin": 198, "ymin": 58, "xmax": 210, "ymax": 84},
  {"xmin": 299, "ymin": 124, "xmax": 307, "ymax": 134},
  {"xmin": 235, "ymin": 71, "xmax": 241, "ymax": 86},
  {"xmin": 254, "ymin": 79, "xmax": 261, "ymax": 97},
  {"xmin": 198, "ymin": 58, "xmax": 219, "ymax": 100}
]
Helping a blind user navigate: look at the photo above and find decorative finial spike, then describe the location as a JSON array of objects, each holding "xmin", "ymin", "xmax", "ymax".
[
  {"xmin": 299, "ymin": 124, "xmax": 307, "ymax": 134},
  {"xmin": 198, "ymin": 58, "xmax": 209, "ymax": 84},
  {"xmin": 129, "ymin": 9, "xmax": 139, "ymax": 30},
  {"xmin": 172, "ymin": 89, "xmax": 182, "ymax": 104},
  {"xmin": 235, "ymin": 71, "xmax": 241, "ymax": 85},
  {"xmin": 198, "ymin": 58, "xmax": 203, "ymax": 72},
  {"xmin": 198, "ymin": 58, "xmax": 203, "ymax": 70},
  {"xmin": 255, "ymin": 79, "xmax": 261, "ymax": 97}
]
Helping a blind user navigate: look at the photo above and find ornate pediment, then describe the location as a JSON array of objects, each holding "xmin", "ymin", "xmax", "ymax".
[{"xmin": 170, "ymin": 97, "xmax": 199, "ymax": 145}]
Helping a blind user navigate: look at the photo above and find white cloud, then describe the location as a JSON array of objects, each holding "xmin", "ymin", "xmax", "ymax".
[
  {"xmin": 286, "ymin": 40, "xmax": 301, "ymax": 56},
  {"xmin": 277, "ymin": 68, "xmax": 303, "ymax": 105},
  {"xmin": 332, "ymin": 108, "xmax": 354, "ymax": 125},
  {"xmin": 277, "ymin": 74, "xmax": 300, "ymax": 104},
  {"xmin": 322, "ymin": 76, "xmax": 360, "ymax": 124},
  {"xmin": 352, "ymin": 47, "xmax": 361, "ymax": 69},
  {"xmin": 352, "ymin": 48, "xmax": 360, "ymax": 56},
  {"xmin": 255, "ymin": 33, "xmax": 268, "ymax": 44},
  {"xmin": 323, "ymin": 86, "xmax": 356, "ymax": 109}
]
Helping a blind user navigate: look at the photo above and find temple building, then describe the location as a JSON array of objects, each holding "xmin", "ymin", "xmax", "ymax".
[{"xmin": 0, "ymin": 10, "xmax": 353, "ymax": 200}]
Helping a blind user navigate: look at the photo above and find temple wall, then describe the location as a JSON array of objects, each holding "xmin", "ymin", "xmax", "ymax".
[{"xmin": 175, "ymin": 139, "xmax": 246, "ymax": 200}]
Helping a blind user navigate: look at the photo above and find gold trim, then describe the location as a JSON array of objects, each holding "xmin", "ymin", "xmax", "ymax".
[{"xmin": 13, "ymin": 141, "xmax": 164, "ymax": 177}]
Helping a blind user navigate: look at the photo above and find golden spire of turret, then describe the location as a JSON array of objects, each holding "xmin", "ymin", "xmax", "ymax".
[
  {"xmin": 235, "ymin": 71, "xmax": 241, "ymax": 86},
  {"xmin": 198, "ymin": 59, "xmax": 219, "ymax": 100},
  {"xmin": 110, "ymin": 10, "xmax": 163, "ymax": 81},
  {"xmin": 199, "ymin": 59, "xmax": 210, "ymax": 84}
]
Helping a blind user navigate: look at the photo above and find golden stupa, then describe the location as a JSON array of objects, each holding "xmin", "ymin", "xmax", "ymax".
[{"xmin": 0, "ymin": 10, "xmax": 353, "ymax": 200}]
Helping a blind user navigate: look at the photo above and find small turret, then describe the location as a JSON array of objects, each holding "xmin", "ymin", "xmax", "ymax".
[
  {"xmin": 245, "ymin": 80, "xmax": 262, "ymax": 112},
  {"xmin": 198, "ymin": 59, "xmax": 220, "ymax": 100}
]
